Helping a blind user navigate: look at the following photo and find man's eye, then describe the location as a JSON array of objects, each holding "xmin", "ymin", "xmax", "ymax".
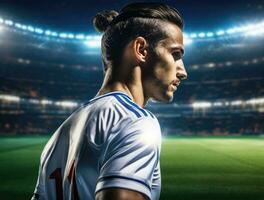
[{"xmin": 172, "ymin": 52, "xmax": 181, "ymax": 61}]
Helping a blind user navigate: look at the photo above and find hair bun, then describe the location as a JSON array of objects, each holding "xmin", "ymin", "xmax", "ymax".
[{"xmin": 93, "ymin": 10, "xmax": 119, "ymax": 33}]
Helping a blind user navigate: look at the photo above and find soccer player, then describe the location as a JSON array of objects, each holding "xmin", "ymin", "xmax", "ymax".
[{"xmin": 31, "ymin": 2, "xmax": 187, "ymax": 200}]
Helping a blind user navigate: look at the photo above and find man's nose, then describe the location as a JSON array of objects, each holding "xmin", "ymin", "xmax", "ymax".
[{"xmin": 176, "ymin": 60, "xmax": 188, "ymax": 80}]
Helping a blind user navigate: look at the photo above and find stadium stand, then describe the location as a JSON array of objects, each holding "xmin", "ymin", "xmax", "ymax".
[{"xmin": 0, "ymin": 17, "xmax": 264, "ymax": 135}]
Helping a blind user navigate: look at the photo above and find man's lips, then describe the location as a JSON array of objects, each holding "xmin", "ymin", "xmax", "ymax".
[
  {"xmin": 171, "ymin": 84, "xmax": 177, "ymax": 91},
  {"xmin": 171, "ymin": 80, "xmax": 180, "ymax": 87},
  {"xmin": 170, "ymin": 80, "xmax": 180, "ymax": 91}
]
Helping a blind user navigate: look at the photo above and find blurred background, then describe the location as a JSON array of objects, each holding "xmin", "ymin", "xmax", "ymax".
[
  {"xmin": 0, "ymin": 0, "xmax": 263, "ymax": 136},
  {"xmin": 1, "ymin": 1, "xmax": 264, "ymax": 200}
]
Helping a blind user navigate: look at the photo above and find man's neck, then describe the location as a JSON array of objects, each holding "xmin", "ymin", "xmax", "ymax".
[{"xmin": 97, "ymin": 66, "xmax": 147, "ymax": 107}]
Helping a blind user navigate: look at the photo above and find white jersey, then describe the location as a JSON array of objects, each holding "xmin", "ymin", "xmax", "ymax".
[{"xmin": 32, "ymin": 91, "xmax": 161, "ymax": 200}]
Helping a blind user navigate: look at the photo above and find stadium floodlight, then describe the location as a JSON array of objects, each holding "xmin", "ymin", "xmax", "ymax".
[
  {"xmin": 41, "ymin": 99, "xmax": 53, "ymax": 105},
  {"xmin": 29, "ymin": 99, "xmax": 40, "ymax": 104},
  {"xmin": 213, "ymin": 102, "xmax": 223, "ymax": 107},
  {"xmin": 45, "ymin": 30, "xmax": 51, "ymax": 35},
  {"xmin": 191, "ymin": 64, "xmax": 199, "ymax": 70},
  {"xmin": 183, "ymin": 33, "xmax": 189, "ymax": 38},
  {"xmin": 15, "ymin": 23, "xmax": 22, "ymax": 29},
  {"xmin": 198, "ymin": 32, "xmax": 205, "ymax": 38},
  {"xmin": 216, "ymin": 30, "xmax": 225, "ymax": 36},
  {"xmin": 246, "ymin": 98, "xmax": 264, "ymax": 105},
  {"xmin": 225, "ymin": 61, "xmax": 232, "ymax": 66},
  {"xmin": 86, "ymin": 35, "xmax": 93, "ymax": 40},
  {"xmin": 252, "ymin": 58, "xmax": 259, "ymax": 64},
  {"xmin": 50, "ymin": 31, "xmax": 58, "ymax": 37},
  {"xmin": 243, "ymin": 61, "xmax": 249, "ymax": 65},
  {"xmin": 1, "ymin": 91, "xmax": 264, "ymax": 109},
  {"xmin": 206, "ymin": 32, "xmax": 214, "ymax": 37},
  {"xmin": 85, "ymin": 40, "xmax": 101, "ymax": 48},
  {"xmin": 244, "ymin": 22, "xmax": 264, "ymax": 36},
  {"xmin": 189, "ymin": 56, "xmax": 264, "ymax": 70},
  {"xmin": 240, "ymin": 24, "xmax": 255, "ymax": 32},
  {"xmin": 21, "ymin": 25, "xmax": 27, "ymax": 30},
  {"xmin": 231, "ymin": 100, "xmax": 243, "ymax": 106},
  {"xmin": 17, "ymin": 58, "xmax": 24, "ymax": 63},
  {"xmin": 76, "ymin": 34, "xmax": 85, "ymax": 40},
  {"xmin": 2, "ymin": 15, "xmax": 264, "ymax": 43},
  {"xmin": 35, "ymin": 28, "xmax": 44, "ymax": 34},
  {"xmin": 59, "ymin": 33, "xmax": 67, "ymax": 38},
  {"xmin": 0, "ymin": 94, "xmax": 20, "ymax": 102},
  {"xmin": 27, "ymin": 26, "xmax": 35, "ymax": 32},
  {"xmin": 55, "ymin": 101, "xmax": 78, "ymax": 108},
  {"xmin": 183, "ymin": 37, "xmax": 193, "ymax": 45},
  {"xmin": 205, "ymin": 63, "xmax": 215, "ymax": 68},
  {"xmin": 190, "ymin": 33, "xmax": 197, "ymax": 38},
  {"xmin": 226, "ymin": 28, "xmax": 236, "ymax": 35},
  {"xmin": 4, "ymin": 20, "xmax": 13, "ymax": 26},
  {"xmin": 67, "ymin": 33, "xmax": 74, "ymax": 39},
  {"xmin": 192, "ymin": 102, "xmax": 212, "ymax": 109}
]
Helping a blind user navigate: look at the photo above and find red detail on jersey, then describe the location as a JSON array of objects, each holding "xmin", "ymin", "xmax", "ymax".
[
  {"xmin": 68, "ymin": 161, "xmax": 80, "ymax": 200},
  {"xmin": 49, "ymin": 161, "xmax": 79, "ymax": 200},
  {"xmin": 49, "ymin": 168, "xmax": 63, "ymax": 200}
]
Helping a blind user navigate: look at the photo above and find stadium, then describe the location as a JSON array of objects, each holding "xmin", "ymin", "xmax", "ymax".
[{"xmin": 0, "ymin": 1, "xmax": 264, "ymax": 200}]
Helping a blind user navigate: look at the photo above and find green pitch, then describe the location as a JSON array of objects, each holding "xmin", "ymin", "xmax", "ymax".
[{"xmin": 0, "ymin": 136, "xmax": 264, "ymax": 200}]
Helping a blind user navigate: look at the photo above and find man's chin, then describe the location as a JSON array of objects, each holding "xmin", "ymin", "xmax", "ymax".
[
  {"xmin": 152, "ymin": 92, "xmax": 174, "ymax": 103},
  {"xmin": 163, "ymin": 90, "xmax": 174, "ymax": 102},
  {"xmin": 166, "ymin": 93, "xmax": 174, "ymax": 102}
]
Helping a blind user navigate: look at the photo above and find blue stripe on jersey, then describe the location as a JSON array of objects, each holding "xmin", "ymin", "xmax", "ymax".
[
  {"xmin": 98, "ymin": 174, "xmax": 151, "ymax": 190},
  {"xmin": 146, "ymin": 110, "xmax": 155, "ymax": 118},
  {"xmin": 81, "ymin": 91, "xmax": 153, "ymax": 119},
  {"xmin": 114, "ymin": 94, "xmax": 142, "ymax": 118},
  {"xmin": 120, "ymin": 94, "xmax": 155, "ymax": 119},
  {"xmin": 82, "ymin": 92, "xmax": 132, "ymax": 106}
]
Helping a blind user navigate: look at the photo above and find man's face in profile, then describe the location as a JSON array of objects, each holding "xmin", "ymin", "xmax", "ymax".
[{"xmin": 143, "ymin": 22, "xmax": 187, "ymax": 102}]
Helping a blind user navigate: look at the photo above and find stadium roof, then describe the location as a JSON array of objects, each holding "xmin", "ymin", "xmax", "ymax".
[{"xmin": 0, "ymin": 0, "xmax": 263, "ymax": 33}]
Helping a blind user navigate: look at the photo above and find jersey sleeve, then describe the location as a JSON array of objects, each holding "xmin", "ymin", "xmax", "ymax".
[{"xmin": 95, "ymin": 117, "xmax": 161, "ymax": 199}]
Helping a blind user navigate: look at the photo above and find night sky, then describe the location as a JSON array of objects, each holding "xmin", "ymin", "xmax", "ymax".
[{"xmin": 0, "ymin": 0, "xmax": 263, "ymax": 33}]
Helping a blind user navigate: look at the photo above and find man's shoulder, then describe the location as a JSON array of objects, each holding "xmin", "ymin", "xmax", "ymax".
[
  {"xmin": 83, "ymin": 92, "xmax": 158, "ymax": 122},
  {"xmin": 85, "ymin": 92, "xmax": 161, "ymax": 141}
]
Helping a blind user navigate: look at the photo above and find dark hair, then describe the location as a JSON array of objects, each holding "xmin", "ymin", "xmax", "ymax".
[{"xmin": 93, "ymin": 2, "xmax": 184, "ymax": 70}]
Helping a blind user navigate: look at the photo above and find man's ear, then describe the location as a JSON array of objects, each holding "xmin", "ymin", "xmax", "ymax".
[{"xmin": 133, "ymin": 37, "xmax": 148, "ymax": 63}]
